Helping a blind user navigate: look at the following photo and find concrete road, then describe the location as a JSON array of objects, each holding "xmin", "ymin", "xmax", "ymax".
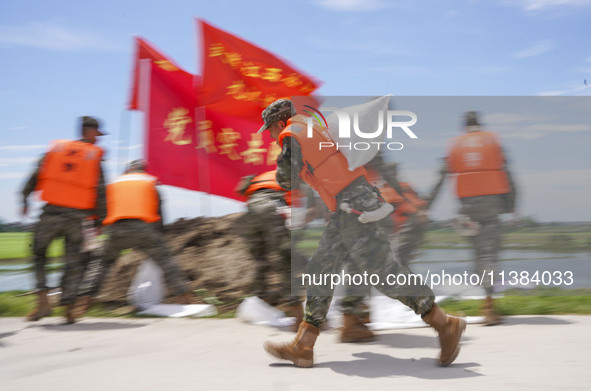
[{"xmin": 0, "ymin": 315, "xmax": 589, "ymax": 390}]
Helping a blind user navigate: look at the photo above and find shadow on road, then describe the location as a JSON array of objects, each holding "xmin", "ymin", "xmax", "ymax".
[
  {"xmin": 500, "ymin": 316, "xmax": 572, "ymax": 326},
  {"xmin": 41, "ymin": 321, "xmax": 148, "ymax": 332},
  {"xmin": 269, "ymin": 352, "xmax": 482, "ymax": 379}
]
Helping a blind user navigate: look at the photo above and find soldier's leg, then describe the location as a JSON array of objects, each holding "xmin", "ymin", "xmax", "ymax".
[
  {"xmin": 139, "ymin": 226, "xmax": 189, "ymax": 297},
  {"xmin": 300, "ymin": 216, "xmax": 348, "ymax": 327},
  {"xmin": 28, "ymin": 216, "xmax": 59, "ymax": 321},
  {"xmin": 471, "ymin": 217, "xmax": 503, "ymax": 325},
  {"xmin": 396, "ymin": 216, "xmax": 424, "ymax": 267},
  {"xmin": 248, "ymin": 226, "xmax": 272, "ymax": 298},
  {"xmin": 59, "ymin": 217, "xmax": 85, "ymax": 305},
  {"xmin": 342, "ymin": 215, "xmax": 436, "ymax": 316},
  {"xmin": 345, "ymin": 219, "xmax": 465, "ymax": 366},
  {"xmin": 31, "ymin": 214, "xmax": 61, "ymax": 290},
  {"xmin": 77, "ymin": 228, "xmax": 122, "ymax": 298},
  {"xmin": 471, "ymin": 217, "xmax": 501, "ymax": 296}
]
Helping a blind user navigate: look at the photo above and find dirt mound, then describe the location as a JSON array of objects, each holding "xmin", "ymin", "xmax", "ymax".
[{"xmin": 97, "ymin": 213, "xmax": 285, "ymax": 312}]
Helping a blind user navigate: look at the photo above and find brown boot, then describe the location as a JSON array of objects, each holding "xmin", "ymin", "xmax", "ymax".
[
  {"xmin": 73, "ymin": 295, "xmax": 93, "ymax": 319},
  {"xmin": 285, "ymin": 303, "xmax": 304, "ymax": 332},
  {"xmin": 422, "ymin": 304, "xmax": 466, "ymax": 367},
  {"xmin": 64, "ymin": 302, "xmax": 76, "ymax": 324},
  {"xmin": 340, "ymin": 313, "xmax": 375, "ymax": 343},
  {"xmin": 264, "ymin": 321, "xmax": 320, "ymax": 368},
  {"xmin": 26, "ymin": 290, "xmax": 52, "ymax": 321},
  {"xmin": 482, "ymin": 296, "xmax": 503, "ymax": 326}
]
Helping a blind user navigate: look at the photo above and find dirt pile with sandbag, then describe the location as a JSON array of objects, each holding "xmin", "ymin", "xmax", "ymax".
[{"xmin": 97, "ymin": 213, "xmax": 286, "ymax": 312}]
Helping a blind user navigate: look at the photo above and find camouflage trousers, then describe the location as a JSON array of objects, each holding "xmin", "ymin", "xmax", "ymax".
[
  {"xmin": 395, "ymin": 214, "xmax": 426, "ymax": 267},
  {"xmin": 461, "ymin": 195, "xmax": 504, "ymax": 296},
  {"xmin": 340, "ymin": 213, "xmax": 426, "ymax": 316},
  {"xmin": 245, "ymin": 192, "xmax": 305, "ymax": 305},
  {"xmin": 32, "ymin": 210, "xmax": 86, "ymax": 305},
  {"xmin": 303, "ymin": 182, "xmax": 434, "ymax": 327},
  {"xmin": 77, "ymin": 219, "xmax": 189, "ymax": 298}
]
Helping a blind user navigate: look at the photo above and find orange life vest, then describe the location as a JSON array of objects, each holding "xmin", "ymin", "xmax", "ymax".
[
  {"xmin": 366, "ymin": 169, "xmax": 425, "ymax": 226},
  {"xmin": 242, "ymin": 170, "xmax": 295, "ymax": 205},
  {"xmin": 277, "ymin": 116, "xmax": 366, "ymax": 211},
  {"xmin": 447, "ymin": 131, "xmax": 510, "ymax": 198},
  {"xmin": 102, "ymin": 173, "xmax": 161, "ymax": 225},
  {"xmin": 36, "ymin": 139, "xmax": 103, "ymax": 210}
]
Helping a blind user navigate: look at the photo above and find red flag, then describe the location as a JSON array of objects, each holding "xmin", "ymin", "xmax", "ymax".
[
  {"xmin": 198, "ymin": 18, "xmax": 321, "ymax": 122},
  {"xmin": 128, "ymin": 37, "xmax": 185, "ymax": 111},
  {"xmin": 145, "ymin": 62, "xmax": 201, "ymax": 190},
  {"xmin": 145, "ymin": 61, "xmax": 280, "ymax": 197},
  {"xmin": 197, "ymin": 108, "xmax": 281, "ymax": 200}
]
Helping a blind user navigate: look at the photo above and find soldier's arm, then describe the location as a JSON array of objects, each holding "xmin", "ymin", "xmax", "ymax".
[
  {"xmin": 501, "ymin": 149, "xmax": 517, "ymax": 212},
  {"xmin": 425, "ymin": 158, "xmax": 448, "ymax": 208},
  {"xmin": 20, "ymin": 154, "xmax": 45, "ymax": 216},
  {"xmin": 276, "ymin": 136, "xmax": 304, "ymax": 191},
  {"xmin": 155, "ymin": 188, "xmax": 165, "ymax": 232},
  {"xmin": 94, "ymin": 163, "xmax": 107, "ymax": 227},
  {"xmin": 366, "ymin": 154, "xmax": 405, "ymax": 195}
]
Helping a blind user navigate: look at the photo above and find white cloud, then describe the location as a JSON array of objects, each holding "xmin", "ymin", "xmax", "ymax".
[
  {"xmin": 313, "ymin": 0, "xmax": 390, "ymax": 12},
  {"xmin": 0, "ymin": 172, "xmax": 27, "ymax": 180},
  {"xmin": 513, "ymin": 40, "xmax": 555, "ymax": 59},
  {"xmin": 0, "ymin": 157, "xmax": 38, "ymax": 167},
  {"xmin": 538, "ymin": 90, "xmax": 568, "ymax": 96},
  {"xmin": 520, "ymin": 168, "xmax": 591, "ymax": 187},
  {"xmin": 0, "ymin": 144, "xmax": 46, "ymax": 151},
  {"xmin": 518, "ymin": 0, "xmax": 591, "ymax": 11},
  {"xmin": 0, "ymin": 22, "xmax": 115, "ymax": 51}
]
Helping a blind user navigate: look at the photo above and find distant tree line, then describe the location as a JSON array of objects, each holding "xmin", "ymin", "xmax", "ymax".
[{"xmin": 0, "ymin": 218, "xmax": 30, "ymax": 232}]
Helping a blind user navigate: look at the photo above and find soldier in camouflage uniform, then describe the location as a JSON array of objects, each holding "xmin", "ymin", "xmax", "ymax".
[
  {"xmin": 21, "ymin": 116, "xmax": 107, "ymax": 323},
  {"xmin": 432, "ymin": 111, "xmax": 517, "ymax": 326},
  {"xmin": 74, "ymin": 160, "xmax": 191, "ymax": 318},
  {"xmin": 340, "ymin": 156, "xmax": 430, "ymax": 342},
  {"xmin": 236, "ymin": 171, "xmax": 309, "ymax": 329},
  {"xmin": 259, "ymin": 99, "xmax": 466, "ymax": 368}
]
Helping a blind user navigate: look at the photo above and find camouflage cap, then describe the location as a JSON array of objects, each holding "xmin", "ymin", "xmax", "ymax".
[
  {"xmin": 125, "ymin": 159, "xmax": 147, "ymax": 174},
  {"xmin": 464, "ymin": 111, "xmax": 480, "ymax": 127},
  {"xmin": 257, "ymin": 99, "xmax": 293, "ymax": 133},
  {"xmin": 81, "ymin": 116, "xmax": 106, "ymax": 136}
]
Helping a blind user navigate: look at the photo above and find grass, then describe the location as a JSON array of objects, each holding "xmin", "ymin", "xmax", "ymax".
[
  {"xmin": 439, "ymin": 288, "xmax": 591, "ymax": 316},
  {"xmin": 0, "ymin": 232, "xmax": 64, "ymax": 260},
  {"xmin": 3, "ymin": 288, "xmax": 591, "ymax": 318}
]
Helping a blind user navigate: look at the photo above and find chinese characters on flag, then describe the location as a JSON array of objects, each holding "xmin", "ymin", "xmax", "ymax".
[
  {"xmin": 128, "ymin": 37, "xmax": 185, "ymax": 111},
  {"xmin": 135, "ymin": 22, "xmax": 321, "ymax": 200},
  {"xmin": 145, "ymin": 62, "xmax": 201, "ymax": 190},
  {"xmin": 197, "ymin": 18, "xmax": 321, "ymax": 122},
  {"xmin": 145, "ymin": 62, "xmax": 281, "ymax": 200}
]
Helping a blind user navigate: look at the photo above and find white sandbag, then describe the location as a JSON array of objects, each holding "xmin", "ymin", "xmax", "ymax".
[
  {"xmin": 138, "ymin": 304, "xmax": 217, "ymax": 318},
  {"xmin": 236, "ymin": 296, "xmax": 293, "ymax": 327},
  {"xmin": 325, "ymin": 95, "xmax": 392, "ymax": 171},
  {"xmin": 127, "ymin": 259, "xmax": 165, "ymax": 310}
]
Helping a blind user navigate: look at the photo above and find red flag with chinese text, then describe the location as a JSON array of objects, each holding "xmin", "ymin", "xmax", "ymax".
[
  {"xmin": 145, "ymin": 62, "xmax": 201, "ymax": 190},
  {"xmin": 129, "ymin": 37, "xmax": 186, "ymax": 111},
  {"xmin": 196, "ymin": 108, "xmax": 282, "ymax": 200},
  {"xmin": 197, "ymin": 18, "xmax": 322, "ymax": 122},
  {"xmin": 145, "ymin": 62, "xmax": 281, "ymax": 199}
]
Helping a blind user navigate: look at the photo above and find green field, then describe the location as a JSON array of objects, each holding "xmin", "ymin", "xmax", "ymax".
[
  {"xmin": 2, "ymin": 288, "xmax": 591, "ymax": 318},
  {"xmin": 295, "ymin": 226, "xmax": 591, "ymax": 257},
  {"xmin": 0, "ymin": 232, "xmax": 64, "ymax": 261}
]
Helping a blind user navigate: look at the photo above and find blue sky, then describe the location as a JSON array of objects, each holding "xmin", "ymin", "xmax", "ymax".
[{"xmin": 1, "ymin": 0, "xmax": 590, "ymax": 224}]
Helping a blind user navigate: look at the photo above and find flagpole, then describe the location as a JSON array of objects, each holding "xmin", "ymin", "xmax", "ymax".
[
  {"xmin": 195, "ymin": 106, "xmax": 211, "ymax": 217},
  {"xmin": 139, "ymin": 59, "xmax": 151, "ymax": 168},
  {"xmin": 117, "ymin": 109, "xmax": 131, "ymax": 175}
]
